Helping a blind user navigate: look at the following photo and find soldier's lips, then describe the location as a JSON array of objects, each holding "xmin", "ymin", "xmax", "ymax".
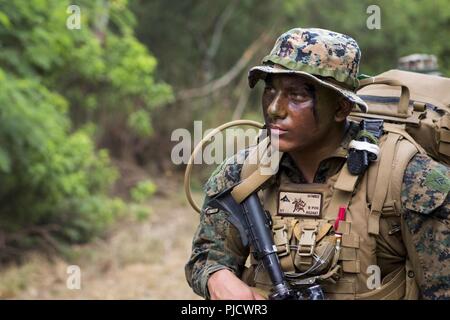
[{"xmin": 269, "ymin": 125, "xmax": 288, "ymax": 135}]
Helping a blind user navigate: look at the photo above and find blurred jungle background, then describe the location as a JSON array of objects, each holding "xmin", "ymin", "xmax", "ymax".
[{"xmin": 0, "ymin": 0, "xmax": 448, "ymax": 299}]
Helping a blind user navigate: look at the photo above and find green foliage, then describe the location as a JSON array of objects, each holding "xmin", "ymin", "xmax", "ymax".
[
  {"xmin": 132, "ymin": 0, "xmax": 281, "ymax": 88},
  {"xmin": 132, "ymin": 0, "xmax": 450, "ymax": 126},
  {"xmin": 0, "ymin": 0, "xmax": 173, "ymax": 157},
  {"xmin": 129, "ymin": 203, "xmax": 152, "ymax": 222},
  {"xmin": 1, "ymin": 0, "xmax": 448, "ymax": 258},
  {"xmin": 0, "ymin": 0, "xmax": 172, "ymax": 257},
  {"xmin": 0, "ymin": 71, "xmax": 124, "ymax": 247},
  {"xmin": 130, "ymin": 180, "xmax": 157, "ymax": 203},
  {"xmin": 127, "ymin": 0, "xmax": 450, "ymax": 187},
  {"xmin": 127, "ymin": 110, "xmax": 153, "ymax": 137},
  {"xmin": 128, "ymin": 180, "xmax": 157, "ymax": 221},
  {"xmin": 280, "ymin": 0, "xmax": 450, "ymax": 76}
]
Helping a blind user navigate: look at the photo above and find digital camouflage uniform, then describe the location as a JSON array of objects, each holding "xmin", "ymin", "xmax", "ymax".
[
  {"xmin": 185, "ymin": 28, "xmax": 450, "ymax": 300},
  {"xmin": 185, "ymin": 124, "xmax": 450, "ymax": 299}
]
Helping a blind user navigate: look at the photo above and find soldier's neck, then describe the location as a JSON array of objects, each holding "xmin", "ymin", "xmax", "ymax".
[{"xmin": 288, "ymin": 122, "xmax": 347, "ymax": 183}]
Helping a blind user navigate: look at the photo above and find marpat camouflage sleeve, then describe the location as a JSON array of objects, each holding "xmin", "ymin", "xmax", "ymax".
[
  {"xmin": 401, "ymin": 153, "xmax": 450, "ymax": 300},
  {"xmin": 185, "ymin": 150, "xmax": 250, "ymax": 299}
]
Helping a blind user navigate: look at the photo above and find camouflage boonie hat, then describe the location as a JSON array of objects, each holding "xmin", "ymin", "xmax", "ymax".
[{"xmin": 249, "ymin": 27, "xmax": 368, "ymax": 113}]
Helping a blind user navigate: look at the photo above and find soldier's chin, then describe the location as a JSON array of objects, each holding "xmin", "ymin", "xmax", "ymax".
[
  {"xmin": 274, "ymin": 140, "xmax": 292, "ymax": 153},
  {"xmin": 270, "ymin": 134, "xmax": 298, "ymax": 153},
  {"xmin": 275, "ymin": 139, "xmax": 306, "ymax": 153}
]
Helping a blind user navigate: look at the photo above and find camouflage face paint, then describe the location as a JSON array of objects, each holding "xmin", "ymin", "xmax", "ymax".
[{"xmin": 305, "ymin": 84, "xmax": 317, "ymax": 122}]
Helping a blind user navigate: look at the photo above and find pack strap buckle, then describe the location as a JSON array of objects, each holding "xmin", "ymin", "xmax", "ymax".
[
  {"xmin": 298, "ymin": 226, "xmax": 317, "ymax": 257},
  {"xmin": 273, "ymin": 223, "xmax": 290, "ymax": 257}
]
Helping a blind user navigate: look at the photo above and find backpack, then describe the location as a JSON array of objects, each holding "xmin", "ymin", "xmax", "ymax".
[
  {"xmin": 234, "ymin": 69, "xmax": 450, "ymax": 299},
  {"xmin": 352, "ymin": 69, "xmax": 450, "ymax": 165},
  {"xmin": 185, "ymin": 70, "xmax": 450, "ymax": 213},
  {"xmin": 184, "ymin": 69, "xmax": 450, "ymax": 299}
]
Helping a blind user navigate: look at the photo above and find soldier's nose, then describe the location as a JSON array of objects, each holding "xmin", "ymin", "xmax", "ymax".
[{"xmin": 267, "ymin": 92, "xmax": 287, "ymax": 120}]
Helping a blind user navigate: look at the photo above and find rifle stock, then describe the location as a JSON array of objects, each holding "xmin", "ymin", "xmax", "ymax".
[{"xmin": 208, "ymin": 186, "xmax": 324, "ymax": 300}]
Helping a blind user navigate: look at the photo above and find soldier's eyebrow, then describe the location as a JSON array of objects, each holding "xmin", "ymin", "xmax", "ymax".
[{"xmin": 285, "ymin": 85, "xmax": 312, "ymax": 95}]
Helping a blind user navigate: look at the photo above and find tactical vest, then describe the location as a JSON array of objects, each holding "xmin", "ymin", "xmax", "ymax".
[{"xmin": 240, "ymin": 123, "xmax": 423, "ymax": 300}]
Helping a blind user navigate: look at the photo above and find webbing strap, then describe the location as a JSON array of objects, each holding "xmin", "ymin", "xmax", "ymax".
[
  {"xmin": 358, "ymin": 77, "xmax": 410, "ymax": 116},
  {"xmin": 232, "ymin": 169, "xmax": 273, "ymax": 203},
  {"xmin": 240, "ymin": 137, "xmax": 270, "ymax": 180},
  {"xmin": 232, "ymin": 138, "xmax": 283, "ymax": 203},
  {"xmin": 390, "ymin": 140, "xmax": 419, "ymax": 213},
  {"xmin": 279, "ymin": 255, "xmax": 296, "ymax": 273},
  {"xmin": 442, "ymin": 115, "xmax": 450, "ymax": 129},
  {"xmin": 327, "ymin": 163, "xmax": 358, "ymax": 222},
  {"xmin": 334, "ymin": 163, "xmax": 359, "ymax": 192},
  {"xmin": 383, "ymin": 123, "xmax": 426, "ymax": 154},
  {"xmin": 272, "ymin": 218, "xmax": 296, "ymax": 273},
  {"xmin": 369, "ymin": 132, "xmax": 400, "ymax": 235},
  {"xmin": 325, "ymin": 165, "xmax": 359, "ymax": 275},
  {"xmin": 316, "ymin": 223, "xmax": 333, "ymax": 243}
]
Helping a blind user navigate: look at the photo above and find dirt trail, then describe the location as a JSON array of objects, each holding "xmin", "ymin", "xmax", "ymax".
[{"xmin": 0, "ymin": 179, "xmax": 203, "ymax": 300}]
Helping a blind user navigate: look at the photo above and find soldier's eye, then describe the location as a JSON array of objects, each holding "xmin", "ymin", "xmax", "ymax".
[
  {"xmin": 289, "ymin": 93, "xmax": 307, "ymax": 101},
  {"xmin": 264, "ymin": 86, "xmax": 277, "ymax": 95}
]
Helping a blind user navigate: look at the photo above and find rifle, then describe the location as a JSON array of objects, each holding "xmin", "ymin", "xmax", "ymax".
[
  {"xmin": 208, "ymin": 185, "xmax": 325, "ymax": 300},
  {"xmin": 183, "ymin": 119, "xmax": 324, "ymax": 299}
]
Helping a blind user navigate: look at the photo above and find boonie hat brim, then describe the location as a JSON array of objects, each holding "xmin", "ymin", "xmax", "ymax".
[{"xmin": 248, "ymin": 65, "xmax": 368, "ymax": 113}]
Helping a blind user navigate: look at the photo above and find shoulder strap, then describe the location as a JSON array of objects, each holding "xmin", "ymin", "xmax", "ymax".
[
  {"xmin": 240, "ymin": 136, "xmax": 271, "ymax": 180},
  {"xmin": 368, "ymin": 127, "xmax": 420, "ymax": 235},
  {"xmin": 328, "ymin": 119, "xmax": 383, "ymax": 222},
  {"xmin": 368, "ymin": 132, "xmax": 401, "ymax": 235},
  {"xmin": 327, "ymin": 163, "xmax": 359, "ymax": 223},
  {"xmin": 383, "ymin": 122, "xmax": 426, "ymax": 154},
  {"xmin": 232, "ymin": 137, "xmax": 283, "ymax": 203}
]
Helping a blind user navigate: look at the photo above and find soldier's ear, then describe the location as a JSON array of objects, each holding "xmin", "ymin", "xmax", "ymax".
[{"xmin": 335, "ymin": 97, "xmax": 353, "ymax": 122}]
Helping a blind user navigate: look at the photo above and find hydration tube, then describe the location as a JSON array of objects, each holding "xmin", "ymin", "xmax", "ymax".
[{"xmin": 183, "ymin": 120, "xmax": 264, "ymax": 213}]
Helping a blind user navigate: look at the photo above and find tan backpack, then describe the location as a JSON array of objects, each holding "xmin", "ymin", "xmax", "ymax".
[
  {"xmin": 351, "ymin": 69, "xmax": 450, "ymax": 165},
  {"xmin": 183, "ymin": 69, "xmax": 450, "ymax": 299},
  {"xmin": 233, "ymin": 70, "xmax": 450, "ymax": 299}
]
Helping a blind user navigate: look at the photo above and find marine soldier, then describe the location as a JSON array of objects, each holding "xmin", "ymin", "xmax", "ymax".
[{"xmin": 185, "ymin": 28, "xmax": 450, "ymax": 300}]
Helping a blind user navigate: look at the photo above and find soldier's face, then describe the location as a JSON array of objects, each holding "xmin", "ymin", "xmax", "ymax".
[{"xmin": 262, "ymin": 74, "xmax": 338, "ymax": 152}]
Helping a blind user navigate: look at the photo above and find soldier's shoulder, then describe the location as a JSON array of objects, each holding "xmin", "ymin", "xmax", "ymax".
[
  {"xmin": 401, "ymin": 153, "xmax": 450, "ymax": 214},
  {"xmin": 203, "ymin": 148, "xmax": 251, "ymax": 197}
]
